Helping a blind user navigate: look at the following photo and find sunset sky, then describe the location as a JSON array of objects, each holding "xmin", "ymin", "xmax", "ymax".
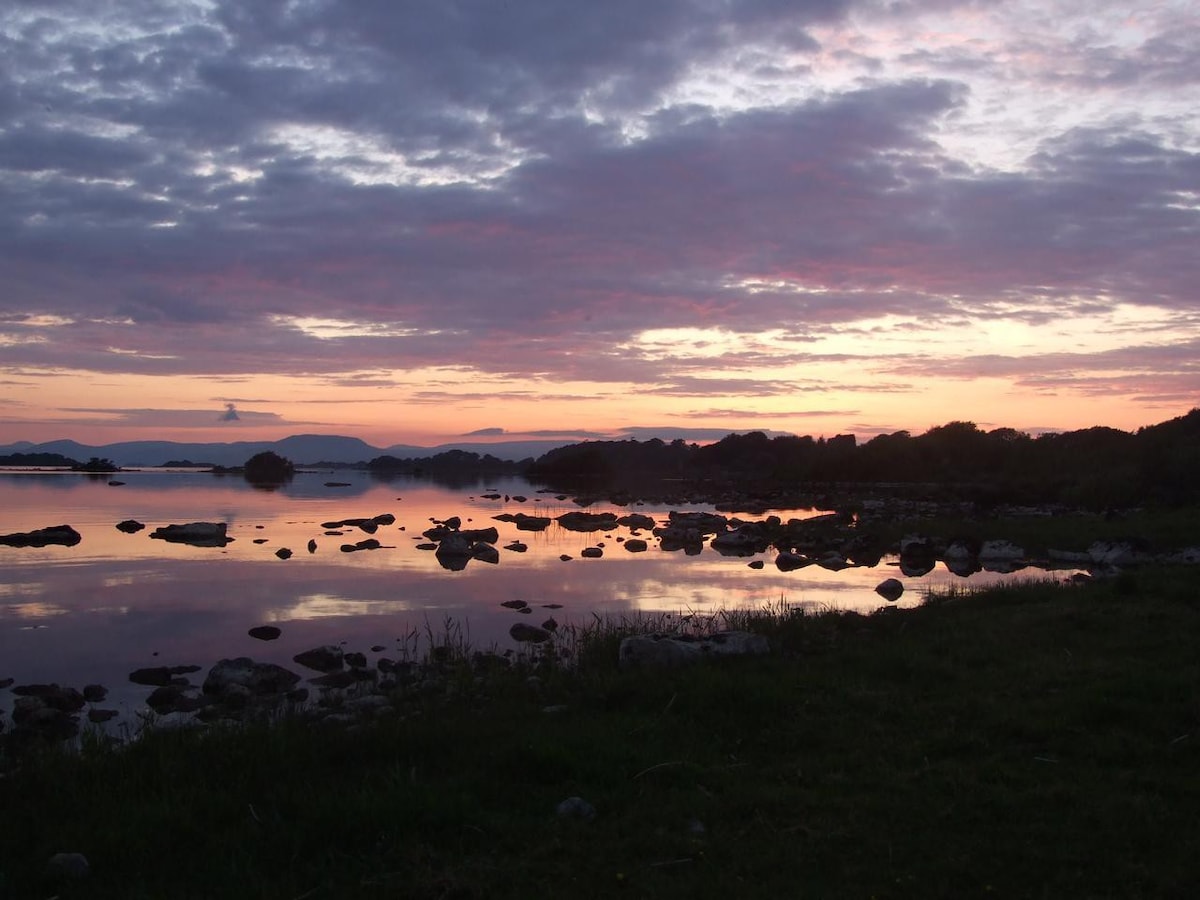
[{"xmin": 2, "ymin": 0, "xmax": 1197, "ymax": 448}]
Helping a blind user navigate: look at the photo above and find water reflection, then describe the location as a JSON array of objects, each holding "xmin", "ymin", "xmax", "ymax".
[{"xmin": 0, "ymin": 470, "xmax": 1081, "ymax": 707}]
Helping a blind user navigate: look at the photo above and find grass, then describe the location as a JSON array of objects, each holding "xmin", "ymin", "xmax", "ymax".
[
  {"xmin": 5, "ymin": 569, "xmax": 1200, "ymax": 898},
  {"xmin": 872, "ymin": 505, "xmax": 1200, "ymax": 557}
]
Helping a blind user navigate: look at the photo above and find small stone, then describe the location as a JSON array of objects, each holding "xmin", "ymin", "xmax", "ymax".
[
  {"xmin": 275, "ymin": 547, "xmax": 293, "ymax": 559},
  {"xmin": 249, "ymin": 625, "xmax": 282, "ymax": 641},
  {"xmin": 581, "ymin": 546, "xmax": 603, "ymax": 558},
  {"xmin": 308, "ymin": 539, "xmax": 318, "ymax": 553},
  {"xmin": 501, "ymin": 600, "xmax": 529, "ymax": 610}
]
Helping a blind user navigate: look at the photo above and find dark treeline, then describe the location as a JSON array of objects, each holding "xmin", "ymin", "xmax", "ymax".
[{"xmin": 526, "ymin": 409, "xmax": 1200, "ymax": 509}]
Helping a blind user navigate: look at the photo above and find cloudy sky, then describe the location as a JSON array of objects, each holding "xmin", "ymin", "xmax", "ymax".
[{"xmin": 1, "ymin": 0, "xmax": 1197, "ymax": 447}]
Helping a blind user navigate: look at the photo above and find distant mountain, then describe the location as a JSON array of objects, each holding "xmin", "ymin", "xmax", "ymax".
[{"xmin": 0, "ymin": 435, "xmax": 569, "ymax": 467}]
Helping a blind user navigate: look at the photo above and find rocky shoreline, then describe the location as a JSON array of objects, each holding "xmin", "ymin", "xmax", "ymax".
[{"xmin": 4, "ymin": 489, "xmax": 1198, "ymax": 756}]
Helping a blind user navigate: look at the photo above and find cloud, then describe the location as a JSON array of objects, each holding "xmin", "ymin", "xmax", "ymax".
[{"xmin": 0, "ymin": 0, "xmax": 1197, "ymax": 435}]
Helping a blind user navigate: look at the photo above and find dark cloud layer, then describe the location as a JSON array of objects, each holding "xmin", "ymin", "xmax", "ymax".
[{"xmin": 1, "ymin": 0, "xmax": 1197, "ymax": 428}]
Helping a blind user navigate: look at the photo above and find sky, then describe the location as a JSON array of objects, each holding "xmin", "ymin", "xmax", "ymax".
[{"xmin": 1, "ymin": 0, "xmax": 1197, "ymax": 449}]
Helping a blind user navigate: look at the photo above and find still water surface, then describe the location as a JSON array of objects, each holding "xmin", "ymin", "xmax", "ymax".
[{"xmin": 1, "ymin": 470, "xmax": 1076, "ymax": 716}]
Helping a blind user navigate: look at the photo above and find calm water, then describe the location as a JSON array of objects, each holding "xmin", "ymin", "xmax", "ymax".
[{"xmin": 1, "ymin": 470, "xmax": 1079, "ymax": 718}]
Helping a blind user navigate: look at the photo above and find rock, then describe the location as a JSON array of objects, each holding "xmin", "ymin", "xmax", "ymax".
[
  {"xmin": 116, "ymin": 519, "xmax": 145, "ymax": 533},
  {"xmin": 309, "ymin": 670, "xmax": 362, "ymax": 689},
  {"xmin": 472, "ymin": 543, "xmax": 500, "ymax": 564},
  {"xmin": 149, "ymin": 522, "xmax": 232, "ymax": 547},
  {"xmin": 556, "ymin": 796, "xmax": 597, "ymax": 821},
  {"xmin": 275, "ymin": 547, "xmax": 293, "ymax": 559},
  {"xmin": 129, "ymin": 666, "xmax": 173, "ymax": 686},
  {"xmin": 556, "ymin": 511, "xmax": 619, "ymax": 532},
  {"xmin": 82, "ymin": 683, "xmax": 107, "ymax": 702},
  {"xmin": 616, "ymin": 513, "xmax": 657, "ymax": 531},
  {"xmin": 624, "ymin": 539, "xmax": 649, "ymax": 552},
  {"xmin": 47, "ymin": 852, "xmax": 90, "ymax": 880},
  {"xmin": 618, "ymin": 631, "xmax": 770, "ymax": 669},
  {"xmin": 341, "ymin": 538, "xmax": 382, "ymax": 552},
  {"xmin": 504, "ymin": 541, "xmax": 528, "ymax": 552},
  {"xmin": 88, "ymin": 708, "xmax": 119, "ymax": 723},
  {"xmin": 1088, "ymin": 540, "xmax": 1150, "ymax": 566},
  {"xmin": 203, "ymin": 658, "xmax": 302, "ymax": 696},
  {"xmin": 501, "ymin": 600, "xmax": 529, "ymax": 610},
  {"xmin": 12, "ymin": 698, "xmax": 80, "ymax": 739},
  {"xmin": 510, "ymin": 623, "xmax": 552, "ymax": 643},
  {"xmin": 774, "ymin": 551, "xmax": 810, "ymax": 572},
  {"xmin": 146, "ymin": 684, "xmax": 209, "ymax": 714},
  {"xmin": 344, "ymin": 651, "xmax": 368, "ymax": 669},
  {"xmin": 293, "ymin": 645, "xmax": 345, "ymax": 672},
  {"xmin": 542, "ymin": 618, "xmax": 558, "ymax": 632},
  {"xmin": 12, "ymin": 684, "xmax": 85, "ymax": 712},
  {"xmin": 898, "ymin": 534, "xmax": 936, "ymax": 576},
  {"xmin": 559, "ymin": 554, "xmax": 572, "ymax": 561},
  {"xmin": 307, "ymin": 539, "xmax": 318, "ymax": 553},
  {"xmin": 0, "ymin": 524, "xmax": 82, "ymax": 547},
  {"xmin": 979, "ymin": 540, "xmax": 1024, "ymax": 561},
  {"xmin": 816, "ymin": 553, "xmax": 852, "ymax": 571},
  {"xmin": 748, "ymin": 559, "xmax": 765, "ymax": 569},
  {"xmin": 581, "ymin": 546, "xmax": 603, "ymax": 558},
  {"xmin": 248, "ymin": 625, "xmax": 282, "ymax": 641},
  {"xmin": 875, "ymin": 578, "xmax": 905, "ymax": 602}
]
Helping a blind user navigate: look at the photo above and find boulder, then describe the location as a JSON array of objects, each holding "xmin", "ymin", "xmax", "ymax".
[
  {"xmin": 149, "ymin": 522, "xmax": 232, "ymax": 547},
  {"xmin": 774, "ymin": 551, "xmax": 810, "ymax": 572},
  {"xmin": 624, "ymin": 539, "xmax": 649, "ymax": 553},
  {"xmin": 472, "ymin": 543, "xmax": 500, "ymax": 564},
  {"xmin": 618, "ymin": 631, "xmax": 770, "ymax": 669},
  {"xmin": 616, "ymin": 513, "xmax": 657, "ymax": 531},
  {"xmin": 12, "ymin": 683, "xmax": 85, "ymax": 711},
  {"xmin": 0, "ymin": 525, "xmax": 82, "ymax": 548},
  {"xmin": 202, "ymin": 658, "xmax": 302, "ymax": 697},
  {"xmin": 275, "ymin": 547, "xmax": 293, "ymax": 559},
  {"xmin": 248, "ymin": 625, "xmax": 282, "ymax": 641},
  {"xmin": 293, "ymin": 645, "xmax": 345, "ymax": 672},
  {"xmin": 581, "ymin": 546, "xmax": 603, "ymax": 559},
  {"xmin": 875, "ymin": 578, "xmax": 905, "ymax": 602},
  {"xmin": 115, "ymin": 519, "xmax": 145, "ymax": 534},
  {"xmin": 979, "ymin": 540, "xmax": 1024, "ymax": 561},
  {"xmin": 556, "ymin": 511, "xmax": 619, "ymax": 532}
]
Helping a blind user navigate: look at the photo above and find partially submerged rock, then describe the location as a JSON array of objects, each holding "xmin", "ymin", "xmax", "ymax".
[
  {"xmin": 293, "ymin": 645, "xmax": 345, "ymax": 673},
  {"xmin": 0, "ymin": 524, "xmax": 81, "ymax": 548},
  {"xmin": 149, "ymin": 522, "xmax": 232, "ymax": 547},
  {"xmin": 875, "ymin": 578, "xmax": 905, "ymax": 602},
  {"xmin": 618, "ymin": 631, "xmax": 770, "ymax": 669}
]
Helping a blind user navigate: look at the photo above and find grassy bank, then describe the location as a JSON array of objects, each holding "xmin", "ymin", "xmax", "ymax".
[{"xmin": 5, "ymin": 570, "xmax": 1200, "ymax": 899}]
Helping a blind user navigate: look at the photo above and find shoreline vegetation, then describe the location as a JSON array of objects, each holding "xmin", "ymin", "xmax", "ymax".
[{"xmin": 3, "ymin": 572, "xmax": 1199, "ymax": 897}]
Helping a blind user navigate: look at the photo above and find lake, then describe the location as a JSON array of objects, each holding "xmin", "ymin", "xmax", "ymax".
[{"xmin": 1, "ymin": 469, "xmax": 1080, "ymax": 721}]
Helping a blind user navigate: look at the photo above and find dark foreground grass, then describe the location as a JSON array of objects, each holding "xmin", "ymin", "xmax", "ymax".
[{"xmin": 5, "ymin": 569, "xmax": 1200, "ymax": 899}]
